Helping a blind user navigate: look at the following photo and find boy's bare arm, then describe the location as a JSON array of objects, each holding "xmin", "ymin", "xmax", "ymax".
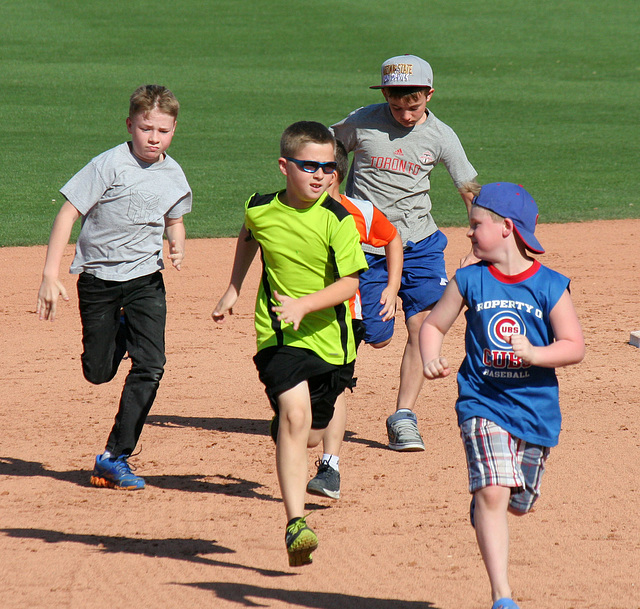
[
  {"xmin": 212, "ymin": 224, "xmax": 259, "ymax": 323},
  {"xmin": 459, "ymin": 180, "xmax": 481, "ymax": 215},
  {"xmin": 419, "ymin": 278, "xmax": 465, "ymax": 379},
  {"xmin": 272, "ymin": 273, "xmax": 360, "ymax": 331},
  {"xmin": 459, "ymin": 180, "xmax": 481, "ymax": 267},
  {"xmin": 379, "ymin": 233, "xmax": 403, "ymax": 321},
  {"xmin": 37, "ymin": 200, "xmax": 81, "ymax": 321},
  {"xmin": 508, "ymin": 289, "xmax": 585, "ymax": 367},
  {"xmin": 165, "ymin": 216, "xmax": 186, "ymax": 270}
]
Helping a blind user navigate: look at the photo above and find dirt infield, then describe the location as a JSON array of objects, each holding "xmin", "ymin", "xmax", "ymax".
[{"xmin": 1, "ymin": 220, "xmax": 639, "ymax": 609}]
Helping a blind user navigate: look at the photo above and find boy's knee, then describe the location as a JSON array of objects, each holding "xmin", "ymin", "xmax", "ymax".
[
  {"xmin": 476, "ymin": 485, "xmax": 510, "ymax": 511},
  {"xmin": 279, "ymin": 407, "xmax": 310, "ymax": 434},
  {"xmin": 369, "ymin": 338, "xmax": 391, "ymax": 349},
  {"xmin": 82, "ymin": 361, "xmax": 116, "ymax": 385},
  {"xmin": 142, "ymin": 366, "xmax": 165, "ymax": 383}
]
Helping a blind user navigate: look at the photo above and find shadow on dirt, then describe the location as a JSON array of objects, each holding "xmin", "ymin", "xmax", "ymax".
[
  {"xmin": 0, "ymin": 456, "xmax": 277, "ymax": 500},
  {"xmin": 183, "ymin": 582, "xmax": 439, "ymax": 608},
  {"xmin": 146, "ymin": 415, "xmax": 388, "ymax": 449},
  {"xmin": 1, "ymin": 528, "xmax": 292, "ymax": 578}
]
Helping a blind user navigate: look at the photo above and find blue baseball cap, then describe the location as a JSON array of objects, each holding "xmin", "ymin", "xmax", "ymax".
[{"xmin": 473, "ymin": 182, "xmax": 545, "ymax": 254}]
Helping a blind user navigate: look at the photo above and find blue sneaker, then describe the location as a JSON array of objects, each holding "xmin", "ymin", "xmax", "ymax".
[{"xmin": 90, "ymin": 453, "xmax": 145, "ymax": 490}]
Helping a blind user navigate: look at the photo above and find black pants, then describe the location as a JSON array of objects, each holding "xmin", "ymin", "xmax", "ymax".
[{"xmin": 77, "ymin": 271, "xmax": 166, "ymax": 457}]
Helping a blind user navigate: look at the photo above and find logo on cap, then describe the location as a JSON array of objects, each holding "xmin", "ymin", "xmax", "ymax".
[{"xmin": 382, "ymin": 63, "xmax": 414, "ymax": 85}]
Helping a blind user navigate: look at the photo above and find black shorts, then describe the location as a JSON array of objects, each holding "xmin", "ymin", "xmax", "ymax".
[{"xmin": 253, "ymin": 346, "xmax": 355, "ymax": 429}]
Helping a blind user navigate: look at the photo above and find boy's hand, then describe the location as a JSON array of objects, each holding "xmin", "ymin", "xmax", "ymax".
[
  {"xmin": 36, "ymin": 277, "xmax": 69, "ymax": 322},
  {"xmin": 212, "ymin": 287, "xmax": 238, "ymax": 323},
  {"xmin": 423, "ymin": 356, "xmax": 451, "ymax": 379},
  {"xmin": 379, "ymin": 287, "xmax": 398, "ymax": 322},
  {"xmin": 508, "ymin": 333, "xmax": 535, "ymax": 365},
  {"xmin": 167, "ymin": 239, "xmax": 184, "ymax": 270},
  {"xmin": 272, "ymin": 290, "xmax": 307, "ymax": 331}
]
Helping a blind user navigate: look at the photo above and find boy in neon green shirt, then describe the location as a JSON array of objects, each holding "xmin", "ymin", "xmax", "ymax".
[{"xmin": 212, "ymin": 121, "xmax": 367, "ymax": 567}]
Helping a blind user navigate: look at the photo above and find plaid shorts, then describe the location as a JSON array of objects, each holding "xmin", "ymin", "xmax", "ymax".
[{"xmin": 460, "ymin": 417, "xmax": 551, "ymax": 513}]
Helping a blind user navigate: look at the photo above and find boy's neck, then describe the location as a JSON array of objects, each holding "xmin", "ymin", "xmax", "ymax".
[
  {"xmin": 280, "ymin": 190, "xmax": 324, "ymax": 210},
  {"xmin": 327, "ymin": 182, "xmax": 341, "ymax": 200},
  {"xmin": 488, "ymin": 245, "xmax": 535, "ymax": 276}
]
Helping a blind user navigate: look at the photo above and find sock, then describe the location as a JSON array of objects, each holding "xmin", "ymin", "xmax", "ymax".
[
  {"xmin": 322, "ymin": 453, "xmax": 339, "ymax": 472},
  {"xmin": 397, "ymin": 408, "xmax": 412, "ymax": 414},
  {"xmin": 102, "ymin": 450, "xmax": 114, "ymax": 460}
]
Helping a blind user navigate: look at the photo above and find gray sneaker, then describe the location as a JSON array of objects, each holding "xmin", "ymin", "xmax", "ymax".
[
  {"xmin": 306, "ymin": 459, "xmax": 340, "ymax": 499},
  {"xmin": 386, "ymin": 410, "xmax": 425, "ymax": 451}
]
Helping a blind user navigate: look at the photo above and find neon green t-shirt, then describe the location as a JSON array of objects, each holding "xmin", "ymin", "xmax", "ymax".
[{"xmin": 245, "ymin": 190, "xmax": 368, "ymax": 365}]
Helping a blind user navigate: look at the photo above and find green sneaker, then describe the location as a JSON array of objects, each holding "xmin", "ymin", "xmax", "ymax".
[{"xmin": 285, "ymin": 515, "xmax": 318, "ymax": 567}]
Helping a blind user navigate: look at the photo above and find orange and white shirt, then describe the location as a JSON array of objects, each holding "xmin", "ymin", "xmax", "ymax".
[{"xmin": 339, "ymin": 194, "xmax": 397, "ymax": 320}]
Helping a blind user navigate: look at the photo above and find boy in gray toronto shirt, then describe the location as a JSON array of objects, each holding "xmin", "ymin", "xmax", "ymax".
[
  {"xmin": 37, "ymin": 85, "xmax": 192, "ymax": 489},
  {"xmin": 332, "ymin": 54, "xmax": 479, "ymax": 453}
]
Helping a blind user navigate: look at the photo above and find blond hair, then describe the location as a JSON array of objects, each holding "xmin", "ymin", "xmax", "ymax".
[{"xmin": 129, "ymin": 85, "xmax": 179, "ymax": 119}]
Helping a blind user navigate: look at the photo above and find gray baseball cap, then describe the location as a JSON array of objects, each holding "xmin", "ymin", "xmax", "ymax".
[{"xmin": 370, "ymin": 54, "xmax": 433, "ymax": 89}]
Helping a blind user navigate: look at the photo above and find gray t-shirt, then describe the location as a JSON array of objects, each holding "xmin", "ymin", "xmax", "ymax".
[
  {"xmin": 332, "ymin": 103, "xmax": 476, "ymax": 254},
  {"xmin": 62, "ymin": 142, "xmax": 192, "ymax": 281}
]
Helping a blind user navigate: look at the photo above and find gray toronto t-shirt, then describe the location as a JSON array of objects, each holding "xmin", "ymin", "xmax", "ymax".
[
  {"xmin": 61, "ymin": 142, "xmax": 192, "ymax": 281},
  {"xmin": 332, "ymin": 103, "xmax": 476, "ymax": 254}
]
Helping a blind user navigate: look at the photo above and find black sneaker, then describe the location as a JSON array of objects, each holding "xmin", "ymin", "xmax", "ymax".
[{"xmin": 306, "ymin": 459, "xmax": 340, "ymax": 499}]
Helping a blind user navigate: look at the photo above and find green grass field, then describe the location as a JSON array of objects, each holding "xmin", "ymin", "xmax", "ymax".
[{"xmin": 2, "ymin": 0, "xmax": 638, "ymax": 246}]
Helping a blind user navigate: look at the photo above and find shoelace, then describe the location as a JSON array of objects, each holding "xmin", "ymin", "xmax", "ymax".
[
  {"xmin": 113, "ymin": 455, "xmax": 137, "ymax": 475},
  {"xmin": 314, "ymin": 459, "xmax": 332, "ymax": 472},
  {"xmin": 393, "ymin": 418, "xmax": 421, "ymax": 439}
]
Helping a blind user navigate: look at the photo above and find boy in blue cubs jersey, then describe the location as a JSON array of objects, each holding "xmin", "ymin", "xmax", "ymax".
[{"xmin": 419, "ymin": 182, "xmax": 585, "ymax": 609}]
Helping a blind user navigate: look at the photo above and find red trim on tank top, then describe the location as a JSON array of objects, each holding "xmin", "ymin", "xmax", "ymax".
[{"xmin": 488, "ymin": 259, "xmax": 540, "ymax": 284}]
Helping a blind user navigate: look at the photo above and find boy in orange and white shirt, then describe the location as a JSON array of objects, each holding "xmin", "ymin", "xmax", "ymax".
[{"xmin": 306, "ymin": 139, "xmax": 403, "ymax": 499}]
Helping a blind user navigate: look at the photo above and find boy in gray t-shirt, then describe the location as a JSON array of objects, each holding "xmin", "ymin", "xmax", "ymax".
[
  {"xmin": 37, "ymin": 85, "xmax": 192, "ymax": 490},
  {"xmin": 332, "ymin": 54, "xmax": 479, "ymax": 452}
]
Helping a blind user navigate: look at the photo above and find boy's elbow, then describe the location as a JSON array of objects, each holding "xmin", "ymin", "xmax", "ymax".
[{"xmin": 564, "ymin": 340, "xmax": 586, "ymax": 366}]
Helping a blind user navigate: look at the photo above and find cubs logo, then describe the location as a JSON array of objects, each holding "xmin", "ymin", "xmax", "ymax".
[
  {"xmin": 419, "ymin": 151, "xmax": 435, "ymax": 165},
  {"xmin": 488, "ymin": 312, "xmax": 525, "ymax": 350}
]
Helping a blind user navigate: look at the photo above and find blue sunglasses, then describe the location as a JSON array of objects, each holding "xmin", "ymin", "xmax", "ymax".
[{"xmin": 284, "ymin": 157, "xmax": 337, "ymax": 174}]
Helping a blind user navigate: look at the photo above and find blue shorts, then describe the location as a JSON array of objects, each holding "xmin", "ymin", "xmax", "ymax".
[
  {"xmin": 460, "ymin": 417, "xmax": 550, "ymax": 514},
  {"xmin": 360, "ymin": 230, "xmax": 448, "ymax": 345}
]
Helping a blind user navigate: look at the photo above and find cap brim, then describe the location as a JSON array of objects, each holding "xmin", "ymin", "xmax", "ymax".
[
  {"xmin": 513, "ymin": 226, "xmax": 545, "ymax": 254},
  {"xmin": 369, "ymin": 83, "xmax": 431, "ymax": 89}
]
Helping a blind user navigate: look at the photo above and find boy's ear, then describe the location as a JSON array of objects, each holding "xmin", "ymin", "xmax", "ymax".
[
  {"xmin": 278, "ymin": 157, "xmax": 288, "ymax": 176},
  {"xmin": 502, "ymin": 218, "xmax": 515, "ymax": 237}
]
